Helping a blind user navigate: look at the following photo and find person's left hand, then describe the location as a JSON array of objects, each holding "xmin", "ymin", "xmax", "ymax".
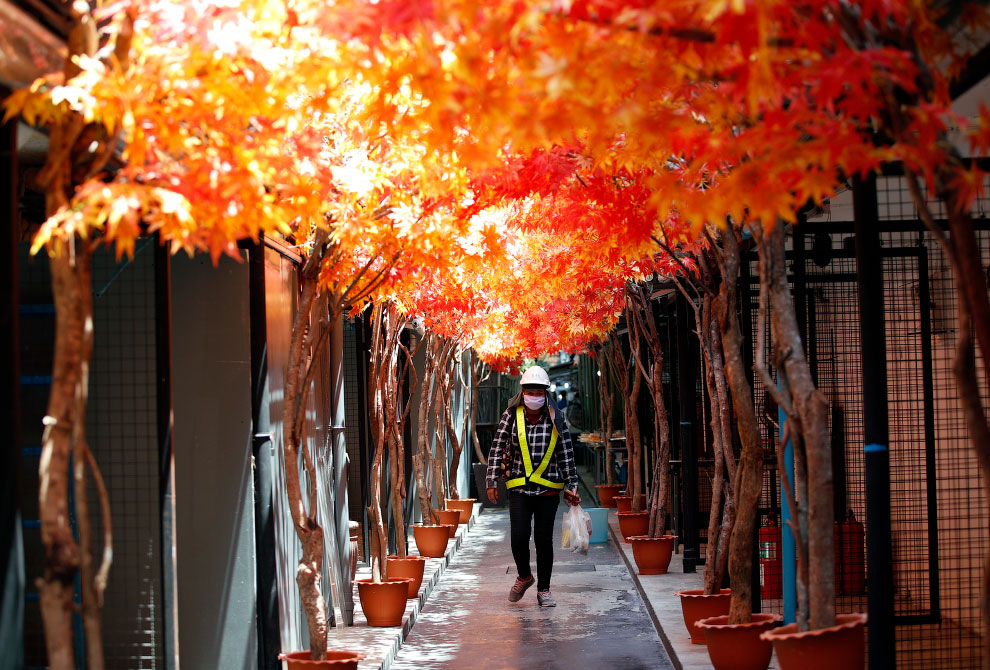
[{"xmin": 563, "ymin": 489, "xmax": 580, "ymax": 507}]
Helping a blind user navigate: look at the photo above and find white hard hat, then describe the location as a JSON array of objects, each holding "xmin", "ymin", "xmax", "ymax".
[{"xmin": 520, "ymin": 365, "xmax": 551, "ymax": 388}]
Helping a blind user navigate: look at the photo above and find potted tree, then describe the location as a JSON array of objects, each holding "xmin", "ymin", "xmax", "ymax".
[
  {"xmin": 357, "ymin": 299, "xmax": 419, "ymax": 624},
  {"xmin": 667, "ymin": 252, "xmax": 735, "ymax": 645},
  {"xmin": 590, "ymin": 343, "xmax": 623, "ymax": 507},
  {"xmin": 624, "ymin": 281, "xmax": 678, "ymax": 575},
  {"xmin": 681, "ymin": 231, "xmax": 780, "ymax": 667},
  {"xmin": 410, "ymin": 333, "xmax": 456, "ymax": 557},
  {"xmin": 755, "ymin": 223, "xmax": 866, "ymax": 665},
  {"xmin": 444, "ymin": 348, "xmax": 477, "ymax": 524}
]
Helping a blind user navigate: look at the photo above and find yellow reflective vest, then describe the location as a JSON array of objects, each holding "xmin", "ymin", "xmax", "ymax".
[{"xmin": 505, "ymin": 406, "xmax": 565, "ymax": 490}]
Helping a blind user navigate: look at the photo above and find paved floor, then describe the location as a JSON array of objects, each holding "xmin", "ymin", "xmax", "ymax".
[{"xmin": 389, "ymin": 505, "xmax": 674, "ymax": 670}]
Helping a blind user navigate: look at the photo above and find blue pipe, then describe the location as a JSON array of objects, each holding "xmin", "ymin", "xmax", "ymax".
[{"xmin": 779, "ymin": 376, "xmax": 797, "ymax": 624}]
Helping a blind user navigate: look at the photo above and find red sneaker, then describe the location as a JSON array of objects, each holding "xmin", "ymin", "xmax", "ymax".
[{"xmin": 508, "ymin": 575, "xmax": 535, "ymax": 602}]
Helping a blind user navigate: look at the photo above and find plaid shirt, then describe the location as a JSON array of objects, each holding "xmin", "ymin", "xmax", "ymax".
[{"xmin": 486, "ymin": 406, "xmax": 579, "ymax": 495}]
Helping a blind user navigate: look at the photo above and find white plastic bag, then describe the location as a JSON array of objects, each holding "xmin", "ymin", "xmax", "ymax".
[{"xmin": 561, "ymin": 504, "xmax": 592, "ymax": 554}]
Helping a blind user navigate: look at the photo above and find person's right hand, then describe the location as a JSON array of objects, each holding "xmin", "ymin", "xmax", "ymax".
[{"xmin": 487, "ymin": 487, "xmax": 498, "ymax": 505}]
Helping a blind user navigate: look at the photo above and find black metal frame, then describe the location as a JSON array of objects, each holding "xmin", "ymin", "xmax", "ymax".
[
  {"xmin": 247, "ymin": 243, "xmax": 281, "ymax": 670},
  {"xmin": 0, "ymin": 107, "xmax": 25, "ymax": 670}
]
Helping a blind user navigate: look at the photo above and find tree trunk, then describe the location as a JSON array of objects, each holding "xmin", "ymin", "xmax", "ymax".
[
  {"xmin": 446, "ymin": 348, "xmax": 465, "ymax": 499},
  {"xmin": 763, "ymin": 223, "xmax": 834, "ymax": 631},
  {"xmin": 627, "ymin": 283, "xmax": 673, "ymax": 535},
  {"xmin": 599, "ymin": 347, "xmax": 616, "ymax": 485},
  {"xmin": 281, "ymin": 236, "xmax": 330, "ymax": 659},
  {"xmin": 716, "ymin": 229, "xmax": 764, "ymax": 625},
  {"xmin": 366, "ymin": 302, "xmax": 390, "ymax": 581},
  {"xmin": 39, "ymin": 243, "xmax": 87, "ymax": 670},
  {"xmin": 702, "ymin": 304, "xmax": 728, "ymax": 594},
  {"xmin": 35, "ymin": 7, "xmax": 113, "ymax": 666},
  {"xmin": 414, "ymin": 335, "xmax": 439, "ymax": 523},
  {"xmin": 470, "ymin": 352, "xmax": 488, "ymax": 464}
]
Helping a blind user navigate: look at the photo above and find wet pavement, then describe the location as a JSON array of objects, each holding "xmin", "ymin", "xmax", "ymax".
[{"xmin": 388, "ymin": 506, "xmax": 674, "ymax": 670}]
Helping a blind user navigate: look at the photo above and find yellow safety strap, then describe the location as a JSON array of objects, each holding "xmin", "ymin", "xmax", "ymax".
[{"xmin": 505, "ymin": 406, "xmax": 564, "ymax": 490}]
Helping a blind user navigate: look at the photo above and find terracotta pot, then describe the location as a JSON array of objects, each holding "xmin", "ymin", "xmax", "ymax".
[
  {"xmin": 628, "ymin": 535, "xmax": 676, "ymax": 575},
  {"xmin": 412, "ymin": 524, "xmax": 450, "ymax": 558},
  {"xmin": 760, "ymin": 612, "xmax": 867, "ymax": 670},
  {"xmin": 696, "ymin": 613, "xmax": 781, "ymax": 670},
  {"xmin": 355, "ymin": 578, "xmax": 412, "ymax": 627},
  {"xmin": 434, "ymin": 509, "xmax": 460, "ymax": 536},
  {"xmin": 445, "ymin": 498, "xmax": 476, "ymax": 523},
  {"xmin": 595, "ymin": 484, "xmax": 623, "ymax": 508},
  {"xmin": 386, "ymin": 555, "xmax": 427, "ymax": 599},
  {"xmin": 674, "ymin": 588, "xmax": 731, "ymax": 644},
  {"xmin": 279, "ymin": 650, "xmax": 364, "ymax": 669},
  {"xmin": 614, "ymin": 494, "xmax": 647, "ymax": 513},
  {"xmin": 616, "ymin": 511, "xmax": 650, "ymax": 541}
]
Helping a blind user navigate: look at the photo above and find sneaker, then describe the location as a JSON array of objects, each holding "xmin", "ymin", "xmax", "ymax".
[
  {"xmin": 508, "ymin": 575, "xmax": 535, "ymax": 602},
  {"xmin": 537, "ymin": 590, "xmax": 556, "ymax": 607}
]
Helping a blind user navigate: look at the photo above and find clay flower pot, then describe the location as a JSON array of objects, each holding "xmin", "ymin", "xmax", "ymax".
[
  {"xmin": 760, "ymin": 612, "xmax": 867, "ymax": 670},
  {"xmin": 595, "ymin": 484, "xmax": 624, "ymax": 508},
  {"xmin": 696, "ymin": 613, "xmax": 781, "ymax": 670},
  {"xmin": 279, "ymin": 650, "xmax": 365, "ymax": 669},
  {"xmin": 386, "ymin": 555, "xmax": 427, "ymax": 599},
  {"xmin": 412, "ymin": 523, "xmax": 450, "ymax": 558},
  {"xmin": 434, "ymin": 509, "xmax": 460, "ymax": 537},
  {"xmin": 627, "ymin": 535, "xmax": 676, "ymax": 575},
  {"xmin": 445, "ymin": 498, "xmax": 476, "ymax": 523},
  {"xmin": 614, "ymin": 494, "xmax": 647, "ymax": 513},
  {"xmin": 616, "ymin": 510, "xmax": 650, "ymax": 541},
  {"xmin": 675, "ymin": 588, "xmax": 731, "ymax": 644},
  {"xmin": 355, "ymin": 578, "xmax": 412, "ymax": 627}
]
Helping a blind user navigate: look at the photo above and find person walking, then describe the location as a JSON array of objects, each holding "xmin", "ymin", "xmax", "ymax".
[{"xmin": 486, "ymin": 365, "xmax": 581, "ymax": 607}]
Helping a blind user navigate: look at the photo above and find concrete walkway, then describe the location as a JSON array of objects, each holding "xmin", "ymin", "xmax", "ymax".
[{"xmin": 389, "ymin": 506, "xmax": 673, "ymax": 670}]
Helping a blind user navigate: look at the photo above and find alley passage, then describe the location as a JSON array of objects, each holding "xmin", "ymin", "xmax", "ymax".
[{"xmin": 390, "ymin": 506, "xmax": 673, "ymax": 670}]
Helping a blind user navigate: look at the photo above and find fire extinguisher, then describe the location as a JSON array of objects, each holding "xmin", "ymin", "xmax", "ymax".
[
  {"xmin": 835, "ymin": 509, "xmax": 866, "ymax": 596},
  {"xmin": 759, "ymin": 520, "xmax": 783, "ymax": 599}
]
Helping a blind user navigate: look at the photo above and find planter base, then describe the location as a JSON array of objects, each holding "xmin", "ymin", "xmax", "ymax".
[
  {"xmin": 616, "ymin": 511, "xmax": 650, "ymax": 541},
  {"xmin": 674, "ymin": 588, "xmax": 731, "ymax": 644},
  {"xmin": 386, "ymin": 555, "xmax": 427, "ymax": 598},
  {"xmin": 412, "ymin": 524, "xmax": 450, "ymax": 558},
  {"xmin": 595, "ymin": 483, "xmax": 623, "ymax": 508},
  {"xmin": 760, "ymin": 613, "xmax": 867, "ymax": 670},
  {"xmin": 355, "ymin": 578, "xmax": 412, "ymax": 627},
  {"xmin": 696, "ymin": 613, "xmax": 781, "ymax": 670},
  {"xmin": 445, "ymin": 498, "xmax": 476, "ymax": 523},
  {"xmin": 628, "ymin": 535, "xmax": 676, "ymax": 574},
  {"xmin": 279, "ymin": 650, "xmax": 364, "ymax": 669}
]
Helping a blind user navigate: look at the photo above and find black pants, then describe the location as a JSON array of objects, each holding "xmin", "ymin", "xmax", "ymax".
[{"xmin": 509, "ymin": 491, "xmax": 560, "ymax": 591}]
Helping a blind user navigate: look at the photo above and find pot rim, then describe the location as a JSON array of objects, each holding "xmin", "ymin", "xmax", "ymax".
[
  {"xmin": 279, "ymin": 650, "xmax": 366, "ymax": 661},
  {"xmin": 626, "ymin": 534, "xmax": 677, "ymax": 542},
  {"xmin": 411, "ymin": 523, "xmax": 451, "ymax": 529},
  {"xmin": 695, "ymin": 613, "xmax": 782, "ymax": 630},
  {"xmin": 674, "ymin": 588, "xmax": 731, "ymax": 599},
  {"xmin": 353, "ymin": 577, "xmax": 413, "ymax": 586},
  {"xmin": 386, "ymin": 555, "xmax": 427, "ymax": 562},
  {"xmin": 615, "ymin": 510, "xmax": 650, "ymax": 517},
  {"xmin": 759, "ymin": 612, "xmax": 868, "ymax": 642}
]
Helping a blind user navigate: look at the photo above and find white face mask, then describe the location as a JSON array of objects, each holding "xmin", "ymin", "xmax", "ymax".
[{"xmin": 523, "ymin": 394, "xmax": 546, "ymax": 410}]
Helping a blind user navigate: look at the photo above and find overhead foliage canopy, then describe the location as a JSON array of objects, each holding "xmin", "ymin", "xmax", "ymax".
[{"xmin": 7, "ymin": 0, "xmax": 990, "ymax": 365}]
